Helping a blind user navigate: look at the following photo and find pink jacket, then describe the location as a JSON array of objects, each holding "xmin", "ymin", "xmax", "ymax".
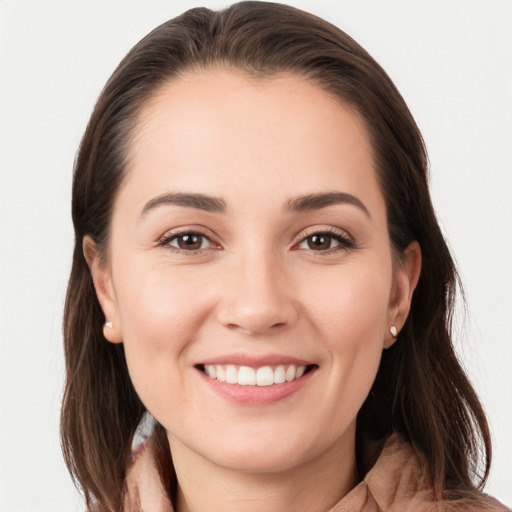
[{"xmin": 123, "ymin": 434, "xmax": 509, "ymax": 511}]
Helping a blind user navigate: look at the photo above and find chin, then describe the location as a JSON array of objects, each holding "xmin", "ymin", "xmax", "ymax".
[
  {"xmin": 207, "ymin": 445, "xmax": 309, "ymax": 474},
  {"xmin": 173, "ymin": 425, "xmax": 334, "ymax": 475}
]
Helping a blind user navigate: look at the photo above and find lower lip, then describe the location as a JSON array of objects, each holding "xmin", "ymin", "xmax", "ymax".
[{"xmin": 198, "ymin": 368, "xmax": 316, "ymax": 405}]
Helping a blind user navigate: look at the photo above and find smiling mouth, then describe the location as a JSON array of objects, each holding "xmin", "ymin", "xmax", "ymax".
[{"xmin": 197, "ymin": 364, "xmax": 317, "ymax": 386}]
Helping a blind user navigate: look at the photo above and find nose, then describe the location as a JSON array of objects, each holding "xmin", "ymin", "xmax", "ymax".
[{"xmin": 216, "ymin": 251, "xmax": 299, "ymax": 336}]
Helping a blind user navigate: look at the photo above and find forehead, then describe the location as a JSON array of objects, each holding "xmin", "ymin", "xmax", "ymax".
[{"xmin": 121, "ymin": 68, "xmax": 382, "ymax": 213}]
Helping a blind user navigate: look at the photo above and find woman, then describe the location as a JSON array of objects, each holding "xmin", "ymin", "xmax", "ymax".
[{"xmin": 61, "ymin": 2, "xmax": 509, "ymax": 511}]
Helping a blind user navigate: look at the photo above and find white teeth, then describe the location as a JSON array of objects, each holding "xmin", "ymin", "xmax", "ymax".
[
  {"xmin": 203, "ymin": 363, "xmax": 309, "ymax": 386},
  {"xmin": 256, "ymin": 366, "xmax": 274, "ymax": 386},
  {"xmin": 205, "ymin": 365, "xmax": 217, "ymax": 378},
  {"xmin": 274, "ymin": 365, "xmax": 286, "ymax": 384},
  {"xmin": 285, "ymin": 365, "xmax": 296, "ymax": 382},
  {"xmin": 216, "ymin": 366, "xmax": 226, "ymax": 382},
  {"xmin": 296, "ymin": 365, "xmax": 306, "ymax": 378},
  {"xmin": 226, "ymin": 365, "xmax": 238, "ymax": 384},
  {"xmin": 238, "ymin": 366, "xmax": 256, "ymax": 385}
]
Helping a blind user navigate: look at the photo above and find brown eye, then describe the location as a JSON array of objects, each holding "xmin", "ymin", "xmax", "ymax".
[
  {"xmin": 306, "ymin": 234, "xmax": 335, "ymax": 250},
  {"xmin": 168, "ymin": 233, "xmax": 209, "ymax": 251},
  {"xmin": 296, "ymin": 230, "xmax": 353, "ymax": 253}
]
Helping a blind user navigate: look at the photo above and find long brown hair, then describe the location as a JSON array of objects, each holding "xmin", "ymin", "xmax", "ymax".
[{"xmin": 61, "ymin": 2, "xmax": 491, "ymax": 510}]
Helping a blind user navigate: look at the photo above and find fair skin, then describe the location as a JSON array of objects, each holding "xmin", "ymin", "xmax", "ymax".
[{"xmin": 86, "ymin": 69, "xmax": 421, "ymax": 512}]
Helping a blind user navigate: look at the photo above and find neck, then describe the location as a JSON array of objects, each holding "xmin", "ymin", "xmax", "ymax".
[{"xmin": 169, "ymin": 430, "xmax": 358, "ymax": 512}]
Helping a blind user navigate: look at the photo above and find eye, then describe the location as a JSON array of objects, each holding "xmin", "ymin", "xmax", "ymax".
[
  {"xmin": 162, "ymin": 232, "xmax": 214, "ymax": 252},
  {"xmin": 296, "ymin": 229, "xmax": 354, "ymax": 253}
]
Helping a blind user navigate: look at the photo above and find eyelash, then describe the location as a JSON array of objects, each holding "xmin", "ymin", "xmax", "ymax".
[
  {"xmin": 158, "ymin": 227, "xmax": 355, "ymax": 255},
  {"xmin": 293, "ymin": 227, "xmax": 355, "ymax": 254},
  {"xmin": 158, "ymin": 228, "xmax": 218, "ymax": 255}
]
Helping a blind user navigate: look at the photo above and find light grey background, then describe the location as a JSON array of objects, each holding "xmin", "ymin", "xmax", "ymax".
[{"xmin": 1, "ymin": 1, "xmax": 511, "ymax": 510}]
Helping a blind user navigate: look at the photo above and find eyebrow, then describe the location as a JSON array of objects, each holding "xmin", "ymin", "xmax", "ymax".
[
  {"xmin": 286, "ymin": 192, "xmax": 371, "ymax": 217},
  {"xmin": 141, "ymin": 192, "xmax": 226, "ymax": 216},
  {"xmin": 140, "ymin": 190, "xmax": 370, "ymax": 218}
]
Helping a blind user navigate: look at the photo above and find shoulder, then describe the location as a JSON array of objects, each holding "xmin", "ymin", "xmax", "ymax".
[
  {"xmin": 363, "ymin": 435, "xmax": 510, "ymax": 512},
  {"xmin": 438, "ymin": 491, "xmax": 511, "ymax": 512}
]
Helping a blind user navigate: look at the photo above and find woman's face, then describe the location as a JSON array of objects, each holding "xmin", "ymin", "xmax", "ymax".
[{"xmin": 91, "ymin": 70, "xmax": 418, "ymax": 474}]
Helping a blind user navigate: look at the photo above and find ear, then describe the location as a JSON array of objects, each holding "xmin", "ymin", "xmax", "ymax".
[
  {"xmin": 385, "ymin": 241, "xmax": 422, "ymax": 348},
  {"xmin": 83, "ymin": 235, "xmax": 123, "ymax": 344}
]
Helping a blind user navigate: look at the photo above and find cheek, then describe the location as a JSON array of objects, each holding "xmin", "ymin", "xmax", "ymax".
[
  {"xmin": 113, "ymin": 264, "xmax": 213, "ymax": 406},
  {"xmin": 303, "ymin": 262, "xmax": 391, "ymax": 346},
  {"xmin": 301, "ymin": 262, "xmax": 391, "ymax": 406}
]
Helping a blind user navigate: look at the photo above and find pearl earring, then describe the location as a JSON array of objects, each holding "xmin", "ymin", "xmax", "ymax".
[
  {"xmin": 389, "ymin": 325, "xmax": 398, "ymax": 337},
  {"xmin": 105, "ymin": 321, "xmax": 113, "ymax": 329}
]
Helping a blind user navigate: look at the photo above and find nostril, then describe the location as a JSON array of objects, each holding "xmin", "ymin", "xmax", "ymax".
[
  {"xmin": 217, "ymin": 296, "xmax": 299, "ymax": 335},
  {"xmin": 222, "ymin": 318, "xmax": 289, "ymax": 336}
]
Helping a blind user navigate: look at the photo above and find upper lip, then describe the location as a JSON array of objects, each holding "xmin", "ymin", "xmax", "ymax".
[{"xmin": 198, "ymin": 353, "xmax": 314, "ymax": 368}]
